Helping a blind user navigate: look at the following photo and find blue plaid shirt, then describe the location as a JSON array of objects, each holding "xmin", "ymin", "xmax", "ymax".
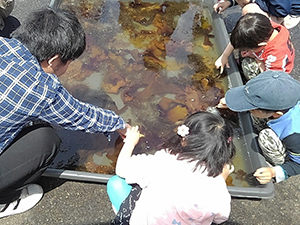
[{"xmin": 0, "ymin": 37, "xmax": 126, "ymax": 153}]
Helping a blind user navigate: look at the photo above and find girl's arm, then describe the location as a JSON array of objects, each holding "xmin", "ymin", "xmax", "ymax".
[
  {"xmin": 221, "ymin": 164, "xmax": 234, "ymax": 180},
  {"xmin": 215, "ymin": 43, "xmax": 234, "ymax": 74},
  {"xmin": 115, "ymin": 126, "xmax": 141, "ymax": 178}
]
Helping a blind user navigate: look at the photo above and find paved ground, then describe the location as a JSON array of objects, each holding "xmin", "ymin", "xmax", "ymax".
[{"xmin": 2, "ymin": 1, "xmax": 300, "ymax": 224}]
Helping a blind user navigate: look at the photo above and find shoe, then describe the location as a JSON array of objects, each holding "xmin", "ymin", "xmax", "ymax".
[
  {"xmin": 283, "ymin": 15, "xmax": 300, "ymax": 29},
  {"xmin": 0, "ymin": 184, "xmax": 43, "ymax": 219}
]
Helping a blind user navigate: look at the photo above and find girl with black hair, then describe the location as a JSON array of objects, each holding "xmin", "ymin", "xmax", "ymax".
[{"xmin": 107, "ymin": 111, "xmax": 236, "ymax": 225}]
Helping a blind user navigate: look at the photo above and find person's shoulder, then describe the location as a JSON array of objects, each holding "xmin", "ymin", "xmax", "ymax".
[
  {"xmin": 154, "ymin": 149, "xmax": 174, "ymax": 158},
  {"xmin": 0, "ymin": 37, "xmax": 19, "ymax": 51},
  {"xmin": 271, "ymin": 20, "xmax": 290, "ymax": 35}
]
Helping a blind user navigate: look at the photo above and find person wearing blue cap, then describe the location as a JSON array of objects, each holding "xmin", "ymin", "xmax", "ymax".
[{"xmin": 220, "ymin": 70, "xmax": 300, "ymax": 184}]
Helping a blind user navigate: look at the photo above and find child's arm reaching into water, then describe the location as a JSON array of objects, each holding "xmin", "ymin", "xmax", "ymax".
[
  {"xmin": 115, "ymin": 126, "xmax": 141, "ymax": 178},
  {"xmin": 215, "ymin": 43, "xmax": 234, "ymax": 74},
  {"xmin": 213, "ymin": 0, "xmax": 231, "ymax": 14},
  {"xmin": 253, "ymin": 167, "xmax": 275, "ymax": 184},
  {"xmin": 217, "ymin": 97, "xmax": 228, "ymax": 109},
  {"xmin": 222, "ymin": 164, "xmax": 235, "ymax": 180}
]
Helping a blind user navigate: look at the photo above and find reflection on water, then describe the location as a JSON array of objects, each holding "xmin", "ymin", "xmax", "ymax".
[{"xmin": 49, "ymin": 0, "xmax": 253, "ymax": 187}]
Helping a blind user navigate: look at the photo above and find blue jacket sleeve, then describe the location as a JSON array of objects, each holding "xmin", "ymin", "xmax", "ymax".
[{"xmin": 280, "ymin": 133, "xmax": 300, "ymax": 178}]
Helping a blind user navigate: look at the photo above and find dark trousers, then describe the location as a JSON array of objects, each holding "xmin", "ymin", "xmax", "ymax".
[
  {"xmin": 0, "ymin": 16, "xmax": 20, "ymax": 38},
  {"xmin": 0, "ymin": 123, "xmax": 61, "ymax": 203}
]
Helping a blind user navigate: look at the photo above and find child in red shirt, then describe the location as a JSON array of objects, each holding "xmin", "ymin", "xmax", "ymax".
[
  {"xmin": 214, "ymin": 0, "xmax": 300, "ymax": 29},
  {"xmin": 215, "ymin": 13, "xmax": 295, "ymax": 80}
]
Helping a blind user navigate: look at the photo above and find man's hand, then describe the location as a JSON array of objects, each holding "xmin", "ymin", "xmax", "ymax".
[
  {"xmin": 116, "ymin": 123, "xmax": 131, "ymax": 139},
  {"xmin": 253, "ymin": 167, "xmax": 275, "ymax": 184}
]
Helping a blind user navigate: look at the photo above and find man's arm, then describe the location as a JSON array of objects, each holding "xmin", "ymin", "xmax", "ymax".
[{"xmin": 39, "ymin": 82, "xmax": 126, "ymax": 133}]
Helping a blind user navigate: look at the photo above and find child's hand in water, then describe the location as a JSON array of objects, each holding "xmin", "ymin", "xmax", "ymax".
[
  {"xmin": 124, "ymin": 126, "xmax": 141, "ymax": 146},
  {"xmin": 254, "ymin": 167, "xmax": 275, "ymax": 184},
  {"xmin": 213, "ymin": 0, "xmax": 231, "ymax": 14},
  {"xmin": 215, "ymin": 54, "xmax": 230, "ymax": 74},
  {"xmin": 217, "ymin": 97, "xmax": 228, "ymax": 109},
  {"xmin": 222, "ymin": 164, "xmax": 234, "ymax": 180}
]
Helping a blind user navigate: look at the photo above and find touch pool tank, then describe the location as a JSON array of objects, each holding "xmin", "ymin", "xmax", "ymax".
[{"xmin": 44, "ymin": 0, "xmax": 274, "ymax": 199}]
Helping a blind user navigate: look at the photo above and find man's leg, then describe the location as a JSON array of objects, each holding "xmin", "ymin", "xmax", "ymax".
[
  {"xmin": 0, "ymin": 123, "xmax": 61, "ymax": 205},
  {"xmin": 0, "ymin": 16, "xmax": 20, "ymax": 38}
]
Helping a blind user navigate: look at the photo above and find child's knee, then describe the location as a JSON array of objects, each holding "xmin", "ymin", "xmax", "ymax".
[
  {"xmin": 107, "ymin": 176, "xmax": 132, "ymax": 212},
  {"xmin": 258, "ymin": 128, "xmax": 277, "ymax": 144},
  {"xmin": 108, "ymin": 176, "xmax": 128, "ymax": 192},
  {"xmin": 241, "ymin": 57, "xmax": 260, "ymax": 80},
  {"xmin": 259, "ymin": 128, "xmax": 277, "ymax": 139},
  {"xmin": 107, "ymin": 176, "xmax": 132, "ymax": 199},
  {"xmin": 258, "ymin": 128, "xmax": 286, "ymax": 165}
]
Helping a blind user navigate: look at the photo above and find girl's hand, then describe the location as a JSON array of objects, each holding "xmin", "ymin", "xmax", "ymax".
[
  {"xmin": 217, "ymin": 97, "xmax": 228, "ymax": 109},
  {"xmin": 253, "ymin": 167, "xmax": 275, "ymax": 184},
  {"xmin": 213, "ymin": 1, "xmax": 231, "ymax": 14},
  {"xmin": 222, "ymin": 164, "xmax": 234, "ymax": 180},
  {"xmin": 123, "ymin": 126, "xmax": 141, "ymax": 146},
  {"xmin": 215, "ymin": 54, "xmax": 230, "ymax": 74}
]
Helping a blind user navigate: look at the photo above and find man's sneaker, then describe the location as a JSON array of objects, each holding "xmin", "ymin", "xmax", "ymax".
[
  {"xmin": 0, "ymin": 184, "xmax": 43, "ymax": 219},
  {"xmin": 284, "ymin": 15, "xmax": 300, "ymax": 29}
]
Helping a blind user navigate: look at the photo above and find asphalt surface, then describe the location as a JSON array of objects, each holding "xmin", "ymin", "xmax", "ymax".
[{"xmin": 2, "ymin": 1, "xmax": 300, "ymax": 224}]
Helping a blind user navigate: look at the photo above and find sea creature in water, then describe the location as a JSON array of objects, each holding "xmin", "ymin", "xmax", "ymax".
[
  {"xmin": 61, "ymin": 0, "xmax": 104, "ymax": 20},
  {"xmin": 57, "ymin": 0, "xmax": 228, "ymax": 174},
  {"xmin": 188, "ymin": 53, "xmax": 223, "ymax": 91}
]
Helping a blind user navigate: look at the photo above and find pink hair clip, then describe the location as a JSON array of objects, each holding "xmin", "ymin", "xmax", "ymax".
[{"xmin": 227, "ymin": 136, "xmax": 233, "ymax": 144}]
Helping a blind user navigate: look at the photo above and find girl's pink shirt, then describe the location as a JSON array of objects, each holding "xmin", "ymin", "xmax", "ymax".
[{"xmin": 122, "ymin": 150, "xmax": 231, "ymax": 225}]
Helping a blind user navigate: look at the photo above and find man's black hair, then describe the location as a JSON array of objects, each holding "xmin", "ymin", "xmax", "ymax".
[{"xmin": 12, "ymin": 8, "xmax": 86, "ymax": 63}]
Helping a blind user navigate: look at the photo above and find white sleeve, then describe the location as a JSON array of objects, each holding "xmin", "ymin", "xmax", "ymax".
[
  {"xmin": 122, "ymin": 153, "xmax": 154, "ymax": 188},
  {"xmin": 273, "ymin": 166, "xmax": 286, "ymax": 183}
]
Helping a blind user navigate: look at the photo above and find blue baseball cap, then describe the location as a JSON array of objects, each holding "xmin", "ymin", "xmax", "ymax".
[{"xmin": 225, "ymin": 71, "xmax": 300, "ymax": 112}]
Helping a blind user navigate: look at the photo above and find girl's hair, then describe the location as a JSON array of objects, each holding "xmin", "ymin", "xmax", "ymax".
[
  {"xmin": 230, "ymin": 13, "xmax": 273, "ymax": 50},
  {"xmin": 12, "ymin": 8, "xmax": 86, "ymax": 64},
  {"xmin": 160, "ymin": 111, "xmax": 235, "ymax": 177}
]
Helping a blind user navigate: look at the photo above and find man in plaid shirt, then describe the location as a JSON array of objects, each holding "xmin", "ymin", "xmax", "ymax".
[{"xmin": 0, "ymin": 8, "xmax": 127, "ymax": 218}]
